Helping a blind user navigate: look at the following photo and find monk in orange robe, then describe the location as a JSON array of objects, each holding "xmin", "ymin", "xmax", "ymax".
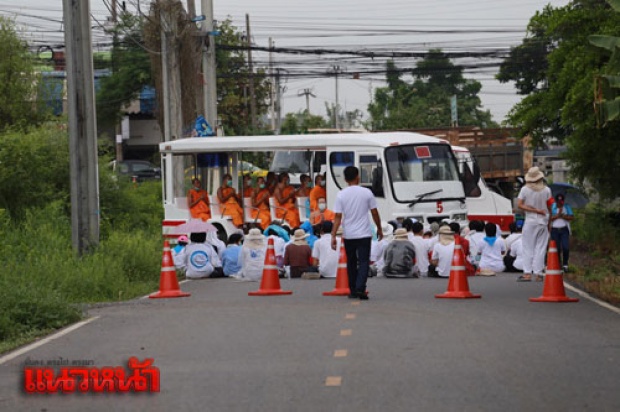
[
  {"xmin": 187, "ymin": 178, "xmax": 211, "ymax": 221},
  {"xmin": 309, "ymin": 174, "xmax": 335, "ymax": 222},
  {"xmin": 242, "ymin": 175, "xmax": 254, "ymax": 198},
  {"xmin": 274, "ymin": 172, "xmax": 301, "ymax": 228},
  {"xmin": 250, "ymin": 176, "xmax": 272, "ymax": 230},
  {"xmin": 217, "ymin": 174, "xmax": 244, "ymax": 227}
]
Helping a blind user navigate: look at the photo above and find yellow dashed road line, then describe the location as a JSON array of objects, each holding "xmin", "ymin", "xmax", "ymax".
[
  {"xmin": 345, "ymin": 313, "xmax": 356, "ymax": 319},
  {"xmin": 325, "ymin": 376, "xmax": 342, "ymax": 386},
  {"xmin": 334, "ymin": 349, "xmax": 348, "ymax": 357},
  {"xmin": 340, "ymin": 329, "xmax": 352, "ymax": 336}
]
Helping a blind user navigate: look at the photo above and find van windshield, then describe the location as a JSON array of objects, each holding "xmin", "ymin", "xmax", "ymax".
[
  {"xmin": 385, "ymin": 144, "xmax": 461, "ymax": 202},
  {"xmin": 271, "ymin": 151, "xmax": 311, "ymax": 174}
]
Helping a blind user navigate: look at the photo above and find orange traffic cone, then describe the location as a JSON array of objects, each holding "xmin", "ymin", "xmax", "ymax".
[
  {"xmin": 435, "ymin": 237, "xmax": 481, "ymax": 299},
  {"xmin": 150, "ymin": 240, "xmax": 191, "ymax": 299},
  {"xmin": 323, "ymin": 241, "xmax": 350, "ymax": 296},
  {"xmin": 249, "ymin": 237, "xmax": 292, "ymax": 296},
  {"xmin": 530, "ymin": 240, "xmax": 578, "ymax": 303}
]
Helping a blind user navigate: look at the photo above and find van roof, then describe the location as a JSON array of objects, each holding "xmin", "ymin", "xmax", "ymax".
[{"xmin": 159, "ymin": 132, "xmax": 450, "ymax": 154}]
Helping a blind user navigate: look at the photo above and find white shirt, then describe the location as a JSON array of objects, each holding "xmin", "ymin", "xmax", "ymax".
[
  {"xmin": 312, "ymin": 234, "xmax": 340, "ymax": 278},
  {"xmin": 333, "ymin": 185, "xmax": 378, "ymax": 239},
  {"xmin": 372, "ymin": 238, "xmax": 392, "ymax": 272},
  {"xmin": 268, "ymin": 235, "xmax": 286, "ymax": 257},
  {"xmin": 518, "ymin": 186, "xmax": 552, "ymax": 225},
  {"xmin": 478, "ymin": 238, "xmax": 506, "ymax": 272},
  {"xmin": 238, "ymin": 245, "xmax": 267, "ymax": 281},
  {"xmin": 504, "ymin": 233, "xmax": 522, "ymax": 252},
  {"xmin": 467, "ymin": 232, "xmax": 485, "ymax": 262},
  {"xmin": 432, "ymin": 242, "xmax": 455, "ymax": 277},
  {"xmin": 410, "ymin": 235, "xmax": 430, "ymax": 275},
  {"xmin": 185, "ymin": 243, "xmax": 220, "ymax": 278},
  {"xmin": 510, "ymin": 238, "xmax": 524, "ymax": 271}
]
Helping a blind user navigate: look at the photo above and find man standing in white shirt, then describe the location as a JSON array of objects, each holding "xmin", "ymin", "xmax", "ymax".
[
  {"xmin": 331, "ymin": 166, "xmax": 383, "ymax": 300},
  {"xmin": 312, "ymin": 221, "xmax": 340, "ymax": 278}
]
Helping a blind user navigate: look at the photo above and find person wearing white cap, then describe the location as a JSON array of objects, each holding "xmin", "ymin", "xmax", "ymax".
[
  {"xmin": 236, "ymin": 228, "xmax": 267, "ymax": 281},
  {"xmin": 430, "ymin": 225, "xmax": 456, "ymax": 278},
  {"xmin": 516, "ymin": 166, "xmax": 553, "ymax": 282},
  {"xmin": 383, "ymin": 228, "xmax": 417, "ymax": 277},
  {"xmin": 284, "ymin": 229, "xmax": 317, "ymax": 278}
]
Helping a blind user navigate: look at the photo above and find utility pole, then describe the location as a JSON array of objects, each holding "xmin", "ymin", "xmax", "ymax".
[
  {"xmin": 186, "ymin": 0, "xmax": 203, "ymax": 116},
  {"xmin": 269, "ymin": 38, "xmax": 275, "ymax": 132},
  {"xmin": 62, "ymin": 0, "xmax": 100, "ymax": 255},
  {"xmin": 333, "ymin": 65, "xmax": 341, "ymax": 129},
  {"xmin": 246, "ymin": 14, "xmax": 257, "ymax": 131},
  {"xmin": 201, "ymin": 0, "xmax": 218, "ymax": 133},
  {"xmin": 298, "ymin": 88, "xmax": 316, "ymax": 114},
  {"xmin": 275, "ymin": 68, "xmax": 282, "ymax": 135}
]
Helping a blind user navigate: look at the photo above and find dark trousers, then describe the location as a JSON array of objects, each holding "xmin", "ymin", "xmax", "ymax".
[
  {"xmin": 551, "ymin": 227, "xmax": 570, "ymax": 266},
  {"xmin": 343, "ymin": 237, "xmax": 372, "ymax": 294}
]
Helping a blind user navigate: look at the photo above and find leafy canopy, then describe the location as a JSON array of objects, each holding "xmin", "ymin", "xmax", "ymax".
[
  {"xmin": 498, "ymin": 0, "xmax": 620, "ymax": 198},
  {"xmin": 368, "ymin": 51, "xmax": 497, "ymax": 130}
]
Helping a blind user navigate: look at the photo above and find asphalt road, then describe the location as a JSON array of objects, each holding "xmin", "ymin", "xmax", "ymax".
[{"xmin": 1, "ymin": 274, "xmax": 619, "ymax": 412}]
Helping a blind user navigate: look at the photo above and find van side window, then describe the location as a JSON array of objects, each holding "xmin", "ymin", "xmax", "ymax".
[
  {"xmin": 359, "ymin": 154, "xmax": 384, "ymax": 198},
  {"xmin": 329, "ymin": 152, "xmax": 354, "ymax": 189}
]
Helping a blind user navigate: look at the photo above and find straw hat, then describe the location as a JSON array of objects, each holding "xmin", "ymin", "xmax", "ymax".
[
  {"xmin": 245, "ymin": 228, "xmax": 265, "ymax": 248},
  {"xmin": 525, "ymin": 167, "xmax": 546, "ymax": 191},
  {"xmin": 438, "ymin": 225, "xmax": 455, "ymax": 246},
  {"xmin": 292, "ymin": 229, "xmax": 309, "ymax": 245},
  {"xmin": 525, "ymin": 166, "xmax": 545, "ymax": 183},
  {"xmin": 393, "ymin": 228, "xmax": 409, "ymax": 241}
]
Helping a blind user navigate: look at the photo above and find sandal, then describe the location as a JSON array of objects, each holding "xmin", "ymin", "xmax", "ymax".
[
  {"xmin": 535, "ymin": 275, "xmax": 544, "ymax": 282},
  {"xmin": 517, "ymin": 275, "xmax": 532, "ymax": 282}
]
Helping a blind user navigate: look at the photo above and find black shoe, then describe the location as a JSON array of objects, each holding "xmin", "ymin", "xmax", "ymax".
[
  {"xmin": 348, "ymin": 292, "xmax": 359, "ymax": 299},
  {"xmin": 358, "ymin": 291, "xmax": 369, "ymax": 300}
]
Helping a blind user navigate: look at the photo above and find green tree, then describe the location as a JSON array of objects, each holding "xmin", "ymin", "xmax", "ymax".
[
  {"xmin": 96, "ymin": 12, "xmax": 152, "ymax": 131},
  {"xmin": 368, "ymin": 51, "xmax": 496, "ymax": 130},
  {"xmin": 281, "ymin": 110, "xmax": 329, "ymax": 134},
  {"xmin": 498, "ymin": 0, "xmax": 620, "ymax": 198},
  {"xmin": 590, "ymin": 0, "xmax": 620, "ymax": 123},
  {"xmin": 0, "ymin": 17, "xmax": 42, "ymax": 131},
  {"xmin": 216, "ymin": 20, "xmax": 271, "ymax": 135}
]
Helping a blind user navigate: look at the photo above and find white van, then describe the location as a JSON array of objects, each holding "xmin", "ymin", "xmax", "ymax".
[
  {"xmin": 452, "ymin": 145, "xmax": 514, "ymax": 233},
  {"xmin": 159, "ymin": 132, "xmax": 468, "ymax": 240}
]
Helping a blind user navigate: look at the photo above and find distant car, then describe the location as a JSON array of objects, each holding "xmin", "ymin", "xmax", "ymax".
[{"xmin": 110, "ymin": 160, "xmax": 161, "ymax": 181}]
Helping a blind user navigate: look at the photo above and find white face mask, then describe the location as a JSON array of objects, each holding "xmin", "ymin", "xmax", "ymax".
[{"xmin": 318, "ymin": 202, "xmax": 326, "ymax": 212}]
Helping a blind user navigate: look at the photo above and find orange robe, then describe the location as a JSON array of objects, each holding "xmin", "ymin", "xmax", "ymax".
[
  {"xmin": 308, "ymin": 186, "xmax": 335, "ymax": 222},
  {"xmin": 188, "ymin": 189, "xmax": 211, "ymax": 221},
  {"xmin": 219, "ymin": 187, "xmax": 244, "ymax": 227},
  {"xmin": 250, "ymin": 188, "xmax": 272, "ymax": 230},
  {"xmin": 276, "ymin": 186, "xmax": 301, "ymax": 228},
  {"xmin": 243, "ymin": 187, "xmax": 254, "ymax": 198}
]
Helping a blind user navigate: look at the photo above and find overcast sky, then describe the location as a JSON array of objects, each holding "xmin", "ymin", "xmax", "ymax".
[{"xmin": 3, "ymin": 0, "xmax": 571, "ymax": 125}]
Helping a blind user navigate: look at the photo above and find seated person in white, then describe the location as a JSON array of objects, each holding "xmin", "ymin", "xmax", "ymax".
[
  {"xmin": 184, "ymin": 232, "xmax": 222, "ymax": 278},
  {"xmin": 237, "ymin": 228, "xmax": 267, "ymax": 281},
  {"xmin": 431, "ymin": 225, "xmax": 455, "ymax": 278},
  {"xmin": 465, "ymin": 220, "xmax": 485, "ymax": 267},
  {"xmin": 312, "ymin": 221, "xmax": 340, "ymax": 278},
  {"xmin": 383, "ymin": 228, "xmax": 417, "ymax": 277},
  {"xmin": 409, "ymin": 221, "xmax": 430, "ymax": 277},
  {"xmin": 371, "ymin": 222, "xmax": 394, "ymax": 276},
  {"xmin": 504, "ymin": 237, "xmax": 524, "ymax": 272},
  {"xmin": 477, "ymin": 222, "xmax": 507, "ymax": 275},
  {"xmin": 206, "ymin": 230, "xmax": 226, "ymax": 261},
  {"xmin": 172, "ymin": 235, "xmax": 189, "ymax": 272}
]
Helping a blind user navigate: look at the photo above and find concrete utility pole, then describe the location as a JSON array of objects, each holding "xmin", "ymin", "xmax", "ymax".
[
  {"xmin": 201, "ymin": 0, "xmax": 218, "ymax": 132},
  {"xmin": 62, "ymin": 0, "xmax": 100, "ymax": 255},
  {"xmin": 275, "ymin": 68, "xmax": 282, "ymax": 135},
  {"xmin": 298, "ymin": 88, "xmax": 316, "ymax": 114},
  {"xmin": 333, "ymin": 65, "xmax": 341, "ymax": 129},
  {"xmin": 269, "ymin": 37, "xmax": 275, "ymax": 132},
  {"xmin": 246, "ymin": 14, "xmax": 257, "ymax": 131},
  {"xmin": 186, "ymin": 0, "xmax": 204, "ymax": 116}
]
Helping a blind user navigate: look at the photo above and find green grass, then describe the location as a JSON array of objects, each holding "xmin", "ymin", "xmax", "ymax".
[{"xmin": 0, "ymin": 183, "xmax": 163, "ymax": 353}]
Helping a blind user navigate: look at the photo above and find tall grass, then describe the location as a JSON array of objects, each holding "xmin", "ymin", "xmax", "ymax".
[{"xmin": 0, "ymin": 183, "xmax": 163, "ymax": 350}]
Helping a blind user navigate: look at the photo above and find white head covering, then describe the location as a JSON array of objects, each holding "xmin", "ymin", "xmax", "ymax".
[
  {"xmin": 438, "ymin": 225, "xmax": 455, "ymax": 246},
  {"xmin": 245, "ymin": 228, "xmax": 265, "ymax": 248}
]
